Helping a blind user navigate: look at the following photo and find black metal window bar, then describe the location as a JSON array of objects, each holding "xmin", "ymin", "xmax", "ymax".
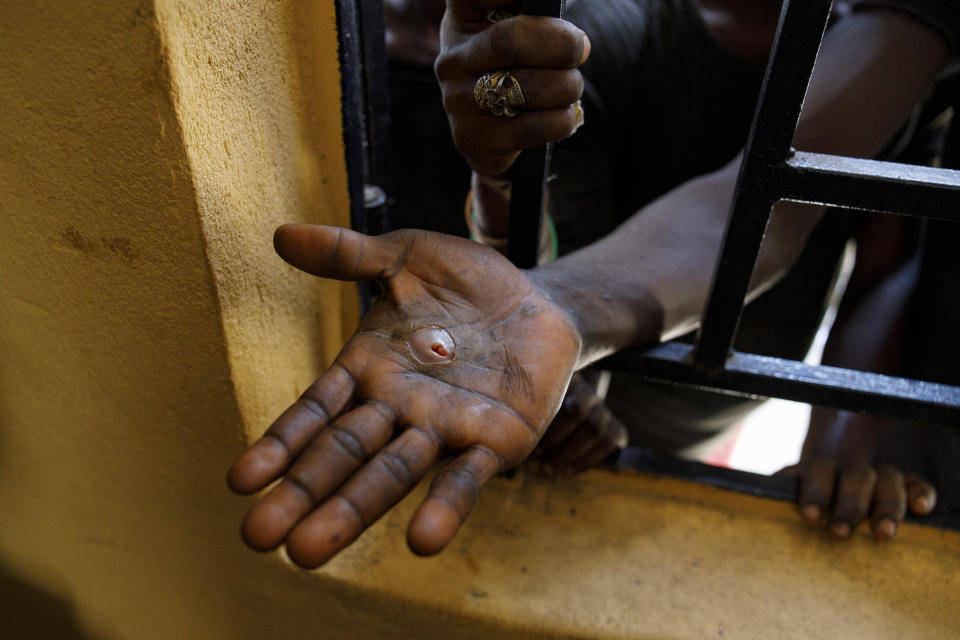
[
  {"xmin": 507, "ymin": 0, "xmax": 960, "ymax": 522},
  {"xmin": 598, "ymin": 0, "xmax": 960, "ymax": 428},
  {"xmin": 336, "ymin": 0, "xmax": 960, "ymax": 525}
]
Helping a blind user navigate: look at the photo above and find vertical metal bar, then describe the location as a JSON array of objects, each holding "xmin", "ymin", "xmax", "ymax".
[
  {"xmin": 334, "ymin": 0, "xmax": 370, "ymax": 236},
  {"xmin": 693, "ymin": 0, "xmax": 833, "ymax": 367},
  {"xmin": 507, "ymin": 0, "xmax": 564, "ymax": 268},
  {"xmin": 358, "ymin": 0, "xmax": 393, "ymax": 235},
  {"xmin": 941, "ymin": 85, "xmax": 960, "ymax": 170}
]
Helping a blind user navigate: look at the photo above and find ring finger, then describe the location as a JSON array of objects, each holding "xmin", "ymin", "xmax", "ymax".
[{"xmin": 452, "ymin": 68, "xmax": 584, "ymax": 114}]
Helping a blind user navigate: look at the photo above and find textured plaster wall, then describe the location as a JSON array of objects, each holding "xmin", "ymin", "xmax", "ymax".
[
  {"xmin": 0, "ymin": 0, "xmax": 357, "ymax": 637},
  {"xmin": 0, "ymin": 1, "xmax": 250, "ymax": 637},
  {"xmin": 2, "ymin": 1, "xmax": 959, "ymax": 639},
  {"xmin": 155, "ymin": 0, "xmax": 356, "ymax": 435}
]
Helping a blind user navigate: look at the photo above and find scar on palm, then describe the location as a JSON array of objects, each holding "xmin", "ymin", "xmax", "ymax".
[{"xmin": 407, "ymin": 325, "xmax": 456, "ymax": 364}]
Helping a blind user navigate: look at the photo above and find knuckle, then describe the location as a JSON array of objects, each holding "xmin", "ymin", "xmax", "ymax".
[
  {"xmin": 568, "ymin": 70, "xmax": 585, "ymax": 102},
  {"xmin": 875, "ymin": 464, "xmax": 902, "ymax": 481},
  {"xmin": 440, "ymin": 88, "xmax": 462, "ymax": 116},
  {"xmin": 433, "ymin": 51, "xmax": 456, "ymax": 81},
  {"xmin": 285, "ymin": 468, "xmax": 321, "ymax": 503},
  {"xmin": 297, "ymin": 394, "xmax": 330, "ymax": 422},
  {"xmin": 486, "ymin": 21, "xmax": 517, "ymax": 65},
  {"xmin": 377, "ymin": 451, "xmax": 414, "ymax": 489},
  {"xmin": 833, "ymin": 496, "xmax": 862, "ymax": 518},
  {"xmin": 335, "ymin": 493, "xmax": 368, "ymax": 527},
  {"xmin": 537, "ymin": 21, "xmax": 585, "ymax": 67},
  {"xmin": 328, "ymin": 427, "xmax": 367, "ymax": 463},
  {"xmin": 511, "ymin": 115, "xmax": 554, "ymax": 149},
  {"xmin": 443, "ymin": 467, "xmax": 481, "ymax": 500},
  {"xmin": 800, "ymin": 481, "xmax": 831, "ymax": 505},
  {"xmin": 450, "ymin": 124, "xmax": 478, "ymax": 157}
]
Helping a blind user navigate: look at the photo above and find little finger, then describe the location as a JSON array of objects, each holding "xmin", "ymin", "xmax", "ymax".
[{"xmin": 407, "ymin": 445, "xmax": 503, "ymax": 556}]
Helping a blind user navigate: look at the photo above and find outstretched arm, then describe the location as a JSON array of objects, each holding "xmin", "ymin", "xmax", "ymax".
[{"xmin": 529, "ymin": 8, "xmax": 948, "ymax": 360}]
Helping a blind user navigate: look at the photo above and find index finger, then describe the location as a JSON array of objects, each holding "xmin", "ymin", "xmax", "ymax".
[
  {"xmin": 228, "ymin": 362, "xmax": 356, "ymax": 494},
  {"xmin": 437, "ymin": 16, "xmax": 589, "ymax": 75}
]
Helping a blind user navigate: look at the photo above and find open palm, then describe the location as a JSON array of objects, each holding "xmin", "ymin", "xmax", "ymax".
[{"xmin": 228, "ymin": 224, "xmax": 580, "ymax": 568}]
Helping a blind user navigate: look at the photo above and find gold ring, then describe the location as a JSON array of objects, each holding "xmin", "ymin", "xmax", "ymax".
[{"xmin": 474, "ymin": 70, "xmax": 526, "ymax": 117}]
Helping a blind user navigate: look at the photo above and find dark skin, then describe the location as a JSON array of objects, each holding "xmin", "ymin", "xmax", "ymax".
[
  {"xmin": 230, "ymin": 1, "xmax": 948, "ymax": 566},
  {"xmin": 783, "ymin": 215, "xmax": 936, "ymax": 540},
  {"xmin": 533, "ymin": 370, "xmax": 628, "ymax": 476},
  {"xmin": 229, "ymin": 225, "xmax": 581, "ymax": 566},
  {"xmin": 388, "ymin": 0, "xmax": 625, "ymax": 471}
]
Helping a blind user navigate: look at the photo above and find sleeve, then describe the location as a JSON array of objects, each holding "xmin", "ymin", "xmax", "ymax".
[{"xmin": 850, "ymin": 0, "xmax": 960, "ymax": 60}]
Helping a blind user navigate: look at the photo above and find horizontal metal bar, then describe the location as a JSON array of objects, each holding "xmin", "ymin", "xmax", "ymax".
[
  {"xmin": 615, "ymin": 448, "xmax": 799, "ymax": 501},
  {"xmin": 602, "ymin": 342, "xmax": 960, "ymax": 427},
  {"xmin": 612, "ymin": 448, "xmax": 960, "ymax": 531},
  {"xmin": 779, "ymin": 152, "xmax": 960, "ymax": 221}
]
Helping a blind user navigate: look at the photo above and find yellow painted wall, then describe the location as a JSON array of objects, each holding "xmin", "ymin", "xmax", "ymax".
[
  {"xmin": 155, "ymin": 0, "xmax": 357, "ymax": 435},
  {"xmin": 1, "ymin": 1, "xmax": 958, "ymax": 639}
]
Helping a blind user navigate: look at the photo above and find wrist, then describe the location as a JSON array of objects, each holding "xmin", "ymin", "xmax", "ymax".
[
  {"xmin": 471, "ymin": 171, "xmax": 511, "ymax": 238},
  {"xmin": 527, "ymin": 259, "xmax": 664, "ymax": 369},
  {"xmin": 801, "ymin": 408, "xmax": 882, "ymax": 466},
  {"xmin": 466, "ymin": 170, "xmax": 559, "ymax": 263}
]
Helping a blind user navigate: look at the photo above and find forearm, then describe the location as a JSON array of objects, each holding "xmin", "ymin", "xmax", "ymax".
[
  {"xmin": 532, "ymin": 9, "xmax": 947, "ymax": 369},
  {"xmin": 802, "ymin": 243, "xmax": 920, "ymax": 462}
]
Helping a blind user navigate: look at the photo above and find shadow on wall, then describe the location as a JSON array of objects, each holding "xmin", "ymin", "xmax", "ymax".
[{"xmin": 0, "ymin": 557, "xmax": 104, "ymax": 640}]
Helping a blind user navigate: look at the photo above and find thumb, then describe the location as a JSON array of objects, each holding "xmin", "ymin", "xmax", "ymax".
[{"xmin": 274, "ymin": 224, "xmax": 400, "ymax": 282}]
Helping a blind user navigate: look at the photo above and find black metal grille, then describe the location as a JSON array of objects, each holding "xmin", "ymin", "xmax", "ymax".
[{"xmin": 582, "ymin": 0, "xmax": 960, "ymax": 424}]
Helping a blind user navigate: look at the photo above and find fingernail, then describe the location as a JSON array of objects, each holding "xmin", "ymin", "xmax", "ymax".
[
  {"xmin": 580, "ymin": 35, "xmax": 591, "ymax": 64},
  {"xmin": 874, "ymin": 519, "xmax": 897, "ymax": 541},
  {"xmin": 801, "ymin": 504, "xmax": 820, "ymax": 523},
  {"xmin": 914, "ymin": 496, "xmax": 928, "ymax": 512},
  {"xmin": 831, "ymin": 522, "xmax": 851, "ymax": 539},
  {"xmin": 572, "ymin": 100, "xmax": 585, "ymax": 132}
]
